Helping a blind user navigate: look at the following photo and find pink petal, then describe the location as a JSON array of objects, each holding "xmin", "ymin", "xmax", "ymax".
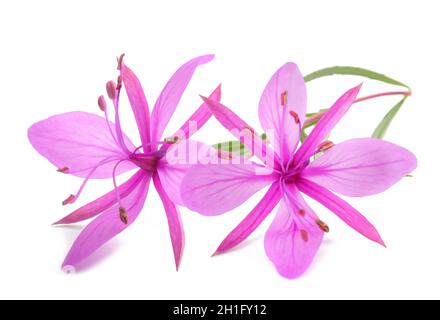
[
  {"xmin": 181, "ymin": 162, "xmax": 278, "ymax": 216},
  {"xmin": 121, "ymin": 64, "xmax": 151, "ymax": 150},
  {"xmin": 293, "ymin": 84, "xmax": 362, "ymax": 169},
  {"xmin": 264, "ymin": 184, "xmax": 323, "ymax": 279},
  {"xmin": 214, "ymin": 182, "xmax": 282, "ymax": 255},
  {"xmin": 164, "ymin": 84, "xmax": 221, "ymax": 146},
  {"xmin": 153, "ymin": 175, "xmax": 185, "ymax": 271},
  {"xmin": 54, "ymin": 170, "xmax": 145, "ymax": 225},
  {"xmin": 259, "ymin": 63, "xmax": 307, "ymax": 162},
  {"xmin": 62, "ymin": 172, "xmax": 151, "ymax": 269},
  {"xmin": 153, "ymin": 85, "xmax": 220, "ymax": 205},
  {"xmin": 150, "ymin": 55, "xmax": 215, "ymax": 144},
  {"xmin": 301, "ymin": 138, "xmax": 417, "ymax": 197},
  {"xmin": 297, "ymin": 178, "xmax": 385, "ymax": 246},
  {"xmin": 201, "ymin": 97, "xmax": 280, "ymax": 168},
  {"xmin": 28, "ymin": 112, "xmax": 136, "ymax": 178},
  {"xmin": 157, "ymin": 140, "xmax": 216, "ymax": 206},
  {"xmin": 156, "ymin": 163, "xmax": 187, "ymax": 206}
]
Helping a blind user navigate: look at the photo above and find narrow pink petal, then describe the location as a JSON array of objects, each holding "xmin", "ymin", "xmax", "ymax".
[
  {"xmin": 264, "ymin": 184, "xmax": 323, "ymax": 279},
  {"xmin": 157, "ymin": 140, "xmax": 217, "ymax": 206},
  {"xmin": 301, "ymin": 138, "xmax": 417, "ymax": 197},
  {"xmin": 181, "ymin": 162, "xmax": 278, "ymax": 216},
  {"xmin": 163, "ymin": 84, "xmax": 221, "ymax": 151},
  {"xmin": 259, "ymin": 63, "xmax": 307, "ymax": 162},
  {"xmin": 156, "ymin": 163, "xmax": 187, "ymax": 206},
  {"xmin": 28, "ymin": 112, "xmax": 136, "ymax": 178},
  {"xmin": 153, "ymin": 175, "xmax": 185, "ymax": 271},
  {"xmin": 293, "ymin": 84, "xmax": 362, "ymax": 169},
  {"xmin": 54, "ymin": 170, "xmax": 145, "ymax": 225},
  {"xmin": 202, "ymin": 97, "xmax": 280, "ymax": 168},
  {"xmin": 121, "ymin": 64, "xmax": 151, "ymax": 150},
  {"xmin": 297, "ymin": 178, "xmax": 385, "ymax": 246},
  {"xmin": 62, "ymin": 172, "xmax": 151, "ymax": 269},
  {"xmin": 214, "ymin": 182, "xmax": 282, "ymax": 255},
  {"xmin": 150, "ymin": 55, "xmax": 215, "ymax": 144}
]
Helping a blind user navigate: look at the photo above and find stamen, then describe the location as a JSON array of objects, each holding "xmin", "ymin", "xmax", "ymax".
[
  {"xmin": 106, "ymin": 81, "xmax": 117, "ymax": 100},
  {"xmin": 117, "ymin": 53, "xmax": 125, "ymax": 70},
  {"xmin": 164, "ymin": 136, "xmax": 181, "ymax": 144},
  {"xmin": 119, "ymin": 207, "xmax": 128, "ymax": 224},
  {"xmin": 281, "ymin": 90, "xmax": 288, "ymax": 107},
  {"xmin": 98, "ymin": 95, "xmax": 107, "ymax": 112},
  {"xmin": 132, "ymin": 141, "xmax": 167, "ymax": 154},
  {"xmin": 62, "ymin": 157, "xmax": 119, "ymax": 205},
  {"xmin": 112, "ymin": 159, "xmax": 131, "ymax": 214},
  {"xmin": 317, "ymin": 141, "xmax": 334, "ymax": 152},
  {"xmin": 316, "ymin": 220, "xmax": 330, "ymax": 233},
  {"xmin": 57, "ymin": 166, "xmax": 69, "ymax": 173},
  {"xmin": 116, "ymin": 75, "xmax": 122, "ymax": 90},
  {"xmin": 62, "ymin": 194, "xmax": 75, "ymax": 206},
  {"xmin": 110, "ymin": 79, "xmax": 131, "ymax": 155},
  {"xmin": 289, "ymin": 111, "xmax": 300, "ymax": 124},
  {"xmin": 104, "ymin": 107, "xmax": 118, "ymax": 146},
  {"xmin": 300, "ymin": 229, "xmax": 309, "ymax": 242},
  {"xmin": 298, "ymin": 209, "xmax": 306, "ymax": 217}
]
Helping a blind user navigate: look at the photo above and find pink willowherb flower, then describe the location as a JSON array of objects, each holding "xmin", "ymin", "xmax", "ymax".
[
  {"xmin": 28, "ymin": 54, "xmax": 220, "ymax": 272},
  {"xmin": 181, "ymin": 63, "xmax": 417, "ymax": 278}
]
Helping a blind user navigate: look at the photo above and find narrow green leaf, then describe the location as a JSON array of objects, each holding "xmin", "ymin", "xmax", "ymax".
[
  {"xmin": 300, "ymin": 130, "xmax": 308, "ymax": 143},
  {"xmin": 213, "ymin": 133, "xmax": 267, "ymax": 157},
  {"xmin": 372, "ymin": 97, "xmax": 407, "ymax": 139},
  {"xmin": 304, "ymin": 66, "xmax": 410, "ymax": 89},
  {"xmin": 213, "ymin": 141, "xmax": 250, "ymax": 157}
]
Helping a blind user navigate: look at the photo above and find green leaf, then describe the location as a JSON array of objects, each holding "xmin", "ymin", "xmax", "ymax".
[
  {"xmin": 215, "ymin": 66, "xmax": 410, "ymax": 150},
  {"xmin": 213, "ymin": 141, "xmax": 251, "ymax": 157},
  {"xmin": 213, "ymin": 133, "xmax": 268, "ymax": 157},
  {"xmin": 372, "ymin": 97, "xmax": 406, "ymax": 139},
  {"xmin": 304, "ymin": 66, "xmax": 410, "ymax": 89},
  {"xmin": 300, "ymin": 130, "xmax": 308, "ymax": 143}
]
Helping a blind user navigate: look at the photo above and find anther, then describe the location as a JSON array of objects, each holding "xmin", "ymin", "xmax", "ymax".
[
  {"xmin": 164, "ymin": 136, "xmax": 181, "ymax": 144},
  {"xmin": 289, "ymin": 111, "xmax": 300, "ymax": 124},
  {"xmin": 317, "ymin": 141, "xmax": 334, "ymax": 152},
  {"xmin": 119, "ymin": 207, "xmax": 128, "ymax": 225},
  {"xmin": 281, "ymin": 91, "xmax": 288, "ymax": 107},
  {"xmin": 298, "ymin": 209, "xmax": 306, "ymax": 217},
  {"xmin": 316, "ymin": 220, "xmax": 330, "ymax": 233},
  {"xmin": 57, "ymin": 166, "xmax": 69, "ymax": 173},
  {"xmin": 106, "ymin": 81, "xmax": 117, "ymax": 100},
  {"xmin": 62, "ymin": 194, "xmax": 75, "ymax": 206},
  {"xmin": 300, "ymin": 229, "xmax": 309, "ymax": 242},
  {"xmin": 98, "ymin": 95, "xmax": 107, "ymax": 112},
  {"xmin": 117, "ymin": 53, "xmax": 125, "ymax": 70}
]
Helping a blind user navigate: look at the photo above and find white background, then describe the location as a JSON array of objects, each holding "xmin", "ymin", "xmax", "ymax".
[{"xmin": 0, "ymin": 0, "xmax": 438, "ymax": 299}]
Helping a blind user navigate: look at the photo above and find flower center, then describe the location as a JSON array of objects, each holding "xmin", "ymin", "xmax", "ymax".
[{"xmin": 129, "ymin": 152, "xmax": 160, "ymax": 172}]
